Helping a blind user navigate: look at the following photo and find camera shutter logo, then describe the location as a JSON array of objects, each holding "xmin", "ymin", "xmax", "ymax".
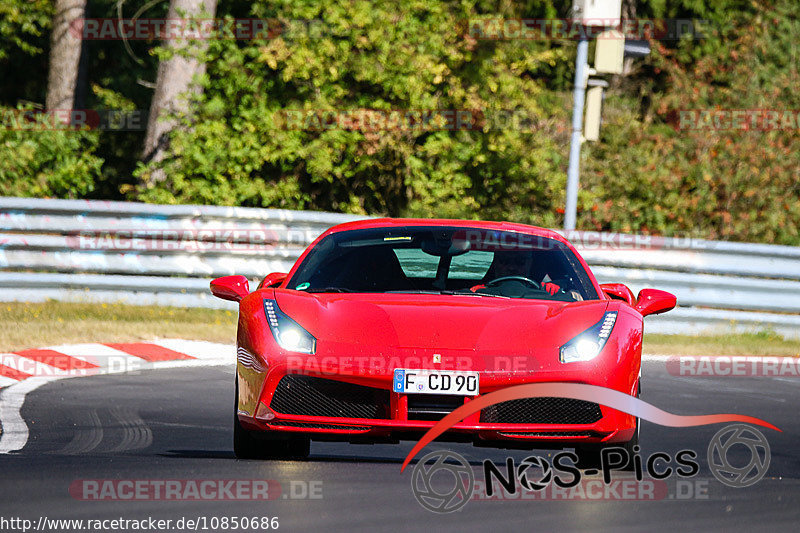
[
  {"xmin": 517, "ymin": 456, "xmax": 553, "ymax": 491},
  {"xmin": 707, "ymin": 424, "xmax": 770, "ymax": 488},
  {"xmin": 410, "ymin": 450, "xmax": 474, "ymax": 513}
]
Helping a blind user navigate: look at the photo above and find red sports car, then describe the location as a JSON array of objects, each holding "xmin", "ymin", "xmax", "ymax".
[{"xmin": 211, "ymin": 219, "xmax": 676, "ymax": 461}]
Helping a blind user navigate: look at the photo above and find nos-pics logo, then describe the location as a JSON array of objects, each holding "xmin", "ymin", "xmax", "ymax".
[{"xmin": 410, "ymin": 424, "xmax": 771, "ymax": 513}]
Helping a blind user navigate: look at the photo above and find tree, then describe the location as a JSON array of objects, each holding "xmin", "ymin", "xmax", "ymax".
[
  {"xmin": 45, "ymin": 0, "xmax": 85, "ymax": 110},
  {"xmin": 141, "ymin": 0, "xmax": 218, "ymax": 187}
]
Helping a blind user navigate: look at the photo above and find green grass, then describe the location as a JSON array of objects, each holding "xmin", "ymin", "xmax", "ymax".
[
  {"xmin": 1, "ymin": 301, "xmax": 798, "ymax": 356},
  {"xmin": 643, "ymin": 331, "xmax": 800, "ymax": 356},
  {"xmin": 0, "ymin": 301, "xmax": 237, "ymax": 352}
]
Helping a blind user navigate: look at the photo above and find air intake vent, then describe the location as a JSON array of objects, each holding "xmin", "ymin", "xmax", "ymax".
[
  {"xmin": 481, "ymin": 398, "xmax": 602, "ymax": 424},
  {"xmin": 270, "ymin": 375, "xmax": 390, "ymax": 419}
]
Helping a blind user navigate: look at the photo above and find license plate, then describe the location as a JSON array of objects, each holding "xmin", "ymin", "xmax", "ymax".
[{"xmin": 393, "ymin": 369, "xmax": 479, "ymax": 395}]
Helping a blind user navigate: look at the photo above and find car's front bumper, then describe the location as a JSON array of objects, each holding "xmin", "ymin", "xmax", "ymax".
[{"xmin": 237, "ymin": 367, "xmax": 638, "ymax": 446}]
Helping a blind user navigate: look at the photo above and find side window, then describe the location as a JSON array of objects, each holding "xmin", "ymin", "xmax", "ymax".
[
  {"xmin": 393, "ymin": 248, "xmax": 439, "ymax": 278},
  {"xmin": 448, "ymin": 251, "xmax": 494, "ymax": 279}
]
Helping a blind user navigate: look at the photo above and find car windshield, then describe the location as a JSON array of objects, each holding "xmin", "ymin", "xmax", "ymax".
[{"xmin": 286, "ymin": 226, "xmax": 599, "ymax": 301}]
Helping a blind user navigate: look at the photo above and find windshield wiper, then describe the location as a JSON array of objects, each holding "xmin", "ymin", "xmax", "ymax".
[
  {"xmin": 305, "ymin": 287, "xmax": 355, "ymax": 293},
  {"xmin": 440, "ymin": 290, "xmax": 512, "ymax": 299},
  {"xmin": 385, "ymin": 289, "xmax": 512, "ymax": 298},
  {"xmin": 385, "ymin": 290, "xmax": 442, "ymax": 294}
]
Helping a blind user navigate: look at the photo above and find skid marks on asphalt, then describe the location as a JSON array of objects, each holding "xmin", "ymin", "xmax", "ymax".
[
  {"xmin": 107, "ymin": 407, "xmax": 154, "ymax": 453},
  {"xmin": 54, "ymin": 407, "xmax": 154, "ymax": 455},
  {"xmin": 58, "ymin": 410, "xmax": 104, "ymax": 455}
]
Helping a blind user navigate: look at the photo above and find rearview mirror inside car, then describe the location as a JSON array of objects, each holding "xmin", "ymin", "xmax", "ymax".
[
  {"xmin": 210, "ymin": 275, "xmax": 250, "ymax": 302},
  {"xmin": 635, "ymin": 288, "xmax": 677, "ymax": 317}
]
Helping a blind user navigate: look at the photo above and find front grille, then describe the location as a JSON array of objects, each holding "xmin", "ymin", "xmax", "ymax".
[
  {"xmin": 481, "ymin": 398, "xmax": 602, "ymax": 424},
  {"xmin": 272, "ymin": 421, "xmax": 370, "ymax": 431},
  {"xmin": 407, "ymin": 394, "xmax": 466, "ymax": 421},
  {"xmin": 270, "ymin": 375, "xmax": 389, "ymax": 419}
]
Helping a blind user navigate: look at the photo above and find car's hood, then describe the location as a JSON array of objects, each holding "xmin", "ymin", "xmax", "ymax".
[{"xmin": 273, "ymin": 290, "xmax": 608, "ymax": 356}]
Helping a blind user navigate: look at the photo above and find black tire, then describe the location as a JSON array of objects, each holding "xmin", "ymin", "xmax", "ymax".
[
  {"xmin": 233, "ymin": 410, "xmax": 266, "ymax": 459},
  {"xmin": 233, "ymin": 377, "xmax": 310, "ymax": 460}
]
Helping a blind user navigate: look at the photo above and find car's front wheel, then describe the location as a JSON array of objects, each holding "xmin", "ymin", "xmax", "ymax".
[{"xmin": 233, "ymin": 378, "xmax": 310, "ymax": 460}]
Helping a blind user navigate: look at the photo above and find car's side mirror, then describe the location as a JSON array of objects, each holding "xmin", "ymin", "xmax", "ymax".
[
  {"xmin": 600, "ymin": 283, "xmax": 635, "ymax": 306},
  {"xmin": 635, "ymin": 288, "xmax": 677, "ymax": 317},
  {"xmin": 210, "ymin": 275, "xmax": 250, "ymax": 302},
  {"xmin": 259, "ymin": 272, "xmax": 288, "ymax": 289}
]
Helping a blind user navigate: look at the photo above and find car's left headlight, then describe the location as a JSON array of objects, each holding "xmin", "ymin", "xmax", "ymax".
[
  {"xmin": 559, "ymin": 311, "xmax": 617, "ymax": 363},
  {"xmin": 263, "ymin": 299, "xmax": 316, "ymax": 354}
]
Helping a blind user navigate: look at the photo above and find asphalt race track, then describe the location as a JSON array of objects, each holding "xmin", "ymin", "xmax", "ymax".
[{"xmin": 0, "ymin": 360, "xmax": 798, "ymax": 532}]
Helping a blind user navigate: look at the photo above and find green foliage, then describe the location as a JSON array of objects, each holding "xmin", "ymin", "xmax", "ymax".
[
  {"xmin": 0, "ymin": 0, "xmax": 51, "ymax": 61},
  {"xmin": 0, "ymin": 0, "xmax": 52, "ymax": 104},
  {"xmin": 134, "ymin": 0, "xmax": 567, "ymax": 229},
  {"xmin": 580, "ymin": 0, "xmax": 800, "ymax": 244},
  {"xmin": 3, "ymin": 0, "xmax": 800, "ymax": 246},
  {"xmin": 0, "ymin": 0, "xmax": 162, "ymax": 199},
  {"xmin": 0, "ymin": 1, "xmax": 102, "ymax": 198},
  {"xmin": 0, "ymin": 105, "xmax": 103, "ymax": 197}
]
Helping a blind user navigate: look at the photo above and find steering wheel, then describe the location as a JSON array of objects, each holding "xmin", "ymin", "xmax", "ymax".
[{"xmin": 484, "ymin": 276, "xmax": 541, "ymax": 290}]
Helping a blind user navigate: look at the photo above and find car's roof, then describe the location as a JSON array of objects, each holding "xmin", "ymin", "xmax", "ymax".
[{"xmin": 321, "ymin": 218, "xmax": 570, "ymax": 244}]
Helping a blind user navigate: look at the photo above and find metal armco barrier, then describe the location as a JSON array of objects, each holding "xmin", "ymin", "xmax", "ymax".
[{"xmin": 2, "ymin": 197, "xmax": 799, "ymax": 338}]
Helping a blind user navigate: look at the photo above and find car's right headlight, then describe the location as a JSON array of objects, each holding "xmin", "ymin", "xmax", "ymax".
[
  {"xmin": 559, "ymin": 311, "xmax": 617, "ymax": 363},
  {"xmin": 263, "ymin": 299, "xmax": 316, "ymax": 354}
]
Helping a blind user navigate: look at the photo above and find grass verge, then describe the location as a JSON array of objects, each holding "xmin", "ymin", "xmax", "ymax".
[
  {"xmin": 643, "ymin": 331, "xmax": 800, "ymax": 356},
  {"xmin": 0, "ymin": 301, "xmax": 237, "ymax": 352},
  {"xmin": 0, "ymin": 301, "xmax": 798, "ymax": 356}
]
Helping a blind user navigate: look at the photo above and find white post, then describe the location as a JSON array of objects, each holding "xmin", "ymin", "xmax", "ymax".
[{"xmin": 564, "ymin": 35, "xmax": 589, "ymax": 231}]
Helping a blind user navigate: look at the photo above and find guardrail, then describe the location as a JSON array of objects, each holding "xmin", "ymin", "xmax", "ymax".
[{"xmin": 2, "ymin": 197, "xmax": 799, "ymax": 338}]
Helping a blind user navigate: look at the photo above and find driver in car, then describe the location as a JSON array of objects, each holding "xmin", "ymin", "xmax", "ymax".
[{"xmin": 474, "ymin": 251, "xmax": 562, "ymax": 295}]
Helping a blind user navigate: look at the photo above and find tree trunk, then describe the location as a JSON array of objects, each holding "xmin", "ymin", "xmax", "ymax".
[
  {"xmin": 621, "ymin": 0, "xmax": 637, "ymax": 76},
  {"xmin": 46, "ymin": 0, "xmax": 87, "ymax": 111},
  {"xmin": 142, "ymin": 0, "xmax": 218, "ymax": 186}
]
